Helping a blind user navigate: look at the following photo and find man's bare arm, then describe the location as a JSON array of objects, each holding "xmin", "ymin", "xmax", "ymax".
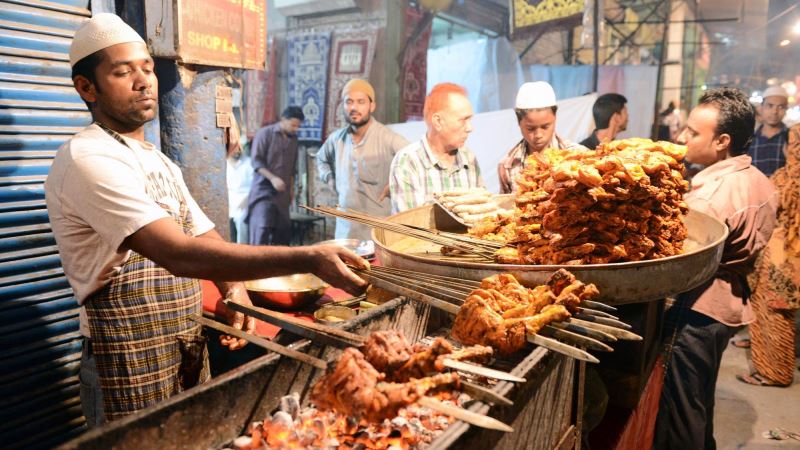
[{"xmin": 122, "ymin": 218, "xmax": 367, "ymax": 293}]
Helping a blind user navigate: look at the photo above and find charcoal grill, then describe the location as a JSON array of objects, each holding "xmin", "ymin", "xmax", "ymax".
[{"xmin": 58, "ymin": 297, "xmax": 582, "ymax": 450}]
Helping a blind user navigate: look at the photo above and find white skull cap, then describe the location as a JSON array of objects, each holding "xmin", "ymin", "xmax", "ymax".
[
  {"xmin": 515, "ymin": 81, "xmax": 557, "ymax": 109},
  {"xmin": 762, "ymin": 86, "xmax": 788, "ymax": 100},
  {"xmin": 69, "ymin": 13, "xmax": 146, "ymax": 67}
]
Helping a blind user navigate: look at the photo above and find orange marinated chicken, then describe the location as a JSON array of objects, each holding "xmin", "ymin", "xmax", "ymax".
[{"xmin": 450, "ymin": 270, "xmax": 599, "ymax": 355}]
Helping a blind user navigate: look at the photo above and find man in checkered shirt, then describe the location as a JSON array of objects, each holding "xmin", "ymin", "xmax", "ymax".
[
  {"xmin": 748, "ymin": 86, "xmax": 789, "ymax": 176},
  {"xmin": 389, "ymin": 83, "xmax": 484, "ymax": 213}
]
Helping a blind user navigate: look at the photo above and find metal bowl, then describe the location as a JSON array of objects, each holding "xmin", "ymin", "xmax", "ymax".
[
  {"xmin": 316, "ymin": 238, "xmax": 375, "ymax": 259},
  {"xmin": 244, "ymin": 274, "xmax": 328, "ymax": 310},
  {"xmin": 373, "ymin": 200, "xmax": 728, "ymax": 305}
]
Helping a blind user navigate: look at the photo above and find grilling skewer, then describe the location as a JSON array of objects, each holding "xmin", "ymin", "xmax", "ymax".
[
  {"xmin": 349, "ymin": 267, "xmax": 642, "ymax": 363},
  {"xmin": 190, "ymin": 315, "xmax": 514, "ymax": 432},
  {"xmin": 353, "ymin": 266, "xmax": 630, "ymax": 340},
  {"xmin": 222, "ymin": 300, "xmax": 525, "ymax": 384},
  {"xmin": 355, "ymin": 269, "xmax": 603, "ymax": 363},
  {"xmin": 366, "ymin": 265, "xmax": 619, "ymax": 320},
  {"xmin": 304, "ymin": 205, "xmax": 499, "ymax": 260}
]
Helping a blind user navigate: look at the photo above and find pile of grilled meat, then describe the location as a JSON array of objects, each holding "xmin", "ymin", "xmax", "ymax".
[{"xmin": 472, "ymin": 138, "xmax": 689, "ymax": 265}]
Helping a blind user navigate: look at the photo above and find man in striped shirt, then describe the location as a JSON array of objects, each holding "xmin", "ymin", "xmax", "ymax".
[
  {"xmin": 390, "ymin": 83, "xmax": 484, "ymax": 213},
  {"xmin": 748, "ymin": 85, "xmax": 789, "ymax": 176}
]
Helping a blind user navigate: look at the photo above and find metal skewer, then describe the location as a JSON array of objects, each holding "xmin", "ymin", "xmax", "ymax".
[
  {"xmin": 305, "ymin": 206, "xmax": 498, "ymax": 260},
  {"xmin": 223, "ymin": 300, "xmax": 525, "ymax": 384},
  {"xmin": 568, "ymin": 318, "xmax": 642, "ymax": 341},
  {"xmin": 539, "ymin": 326, "xmax": 613, "ymax": 352},
  {"xmin": 367, "ymin": 266, "xmax": 620, "ymax": 319},
  {"xmin": 190, "ymin": 315, "xmax": 328, "ymax": 369},
  {"xmin": 573, "ymin": 313, "xmax": 632, "ymax": 330},
  {"xmin": 417, "ymin": 397, "xmax": 513, "ymax": 433},
  {"xmin": 355, "ymin": 269, "xmax": 605, "ymax": 363}
]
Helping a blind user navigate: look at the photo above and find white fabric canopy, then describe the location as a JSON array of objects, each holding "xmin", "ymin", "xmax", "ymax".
[{"xmin": 426, "ymin": 37, "xmax": 659, "ymax": 140}]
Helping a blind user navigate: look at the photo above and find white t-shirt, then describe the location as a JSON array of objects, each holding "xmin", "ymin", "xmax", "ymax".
[{"xmin": 45, "ymin": 124, "xmax": 214, "ymax": 332}]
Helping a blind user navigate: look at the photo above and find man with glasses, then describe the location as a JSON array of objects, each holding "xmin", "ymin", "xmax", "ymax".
[{"xmin": 748, "ymin": 86, "xmax": 790, "ymax": 176}]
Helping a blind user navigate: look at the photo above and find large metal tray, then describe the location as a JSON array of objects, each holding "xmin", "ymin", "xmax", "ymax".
[{"xmin": 373, "ymin": 202, "xmax": 728, "ymax": 305}]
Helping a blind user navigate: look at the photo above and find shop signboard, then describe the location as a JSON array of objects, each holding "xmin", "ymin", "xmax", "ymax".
[{"xmin": 145, "ymin": 0, "xmax": 266, "ymax": 69}]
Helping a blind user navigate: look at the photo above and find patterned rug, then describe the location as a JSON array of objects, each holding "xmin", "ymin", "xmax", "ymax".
[
  {"xmin": 243, "ymin": 38, "xmax": 279, "ymax": 138},
  {"xmin": 287, "ymin": 31, "xmax": 332, "ymax": 141},
  {"xmin": 243, "ymin": 69, "xmax": 267, "ymax": 138},
  {"xmin": 262, "ymin": 37, "xmax": 279, "ymax": 126},
  {"xmin": 325, "ymin": 27, "xmax": 379, "ymax": 136},
  {"xmin": 400, "ymin": 7, "xmax": 432, "ymax": 122}
]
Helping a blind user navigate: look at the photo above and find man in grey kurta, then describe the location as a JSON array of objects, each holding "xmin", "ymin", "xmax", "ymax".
[{"xmin": 316, "ymin": 79, "xmax": 409, "ymax": 239}]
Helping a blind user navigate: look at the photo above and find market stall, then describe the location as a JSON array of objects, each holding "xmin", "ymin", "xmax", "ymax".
[{"xmin": 58, "ymin": 297, "xmax": 582, "ymax": 450}]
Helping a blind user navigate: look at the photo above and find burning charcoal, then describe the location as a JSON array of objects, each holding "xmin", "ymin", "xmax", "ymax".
[
  {"xmin": 265, "ymin": 411, "xmax": 295, "ymax": 448},
  {"xmin": 271, "ymin": 410, "xmax": 294, "ymax": 428},
  {"xmin": 457, "ymin": 393, "xmax": 471, "ymax": 405},
  {"xmin": 321, "ymin": 437, "xmax": 340, "ymax": 448},
  {"xmin": 299, "ymin": 408, "xmax": 318, "ymax": 422},
  {"xmin": 232, "ymin": 435, "xmax": 254, "ymax": 450},
  {"xmin": 344, "ymin": 416, "xmax": 359, "ymax": 435},
  {"xmin": 391, "ymin": 416, "xmax": 409, "ymax": 428},
  {"xmin": 311, "ymin": 417, "xmax": 326, "ymax": 434},
  {"xmin": 351, "ymin": 444, "xmax": 367, "ymax": 450},
  {"xmin": 279, "ymin": 393, "xmax": 301, "ymax": 419},
  {"xmin": 298, "ymin": 430, "xmax": 318, "ymax": 447}
]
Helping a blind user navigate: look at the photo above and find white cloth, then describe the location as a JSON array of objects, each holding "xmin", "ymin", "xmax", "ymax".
[
  {"xmin": 45, "ymin": 124, "xmax": 214, "ymax": 307},
  {"xmin": 227, "ymin": 155, "xmax": 253, "ymax": 243},
  {"xmin": 427, "ymin": 37, "xmax": 525, "ymax": 114}
]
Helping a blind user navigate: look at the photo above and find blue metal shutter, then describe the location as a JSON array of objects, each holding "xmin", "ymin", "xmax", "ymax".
[{"xmin": 0, "ymin": 1, "xmax": 91, "ymax": 448}]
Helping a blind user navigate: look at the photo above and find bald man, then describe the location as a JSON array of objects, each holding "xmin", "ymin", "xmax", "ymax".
[
  {"xmin": 317, "ymin": 78, "xmax": 409, "ymax": 239},
  {"xmin": 390, "ymin": 83, "xmax": 484, "ymax": 212}
]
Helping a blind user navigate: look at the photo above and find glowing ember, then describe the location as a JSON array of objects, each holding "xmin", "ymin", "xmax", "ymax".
[{"xmin": 224, "ymin": 392, "xmax": 466, "ymax": 450}]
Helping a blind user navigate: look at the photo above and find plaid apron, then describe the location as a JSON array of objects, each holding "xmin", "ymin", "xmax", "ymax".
[{"xmin": 85, "ymin": 123, "xmax": 209, "ymax": 421}]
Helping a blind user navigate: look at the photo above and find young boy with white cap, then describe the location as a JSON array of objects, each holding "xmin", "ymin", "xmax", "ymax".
[
  {"xmin": 497, "ymin": 81, "xmax": 585, "ymax": 193},
  {"xmin": 749, "ymin": 85, "xmax": 790, "ymax": 176}
]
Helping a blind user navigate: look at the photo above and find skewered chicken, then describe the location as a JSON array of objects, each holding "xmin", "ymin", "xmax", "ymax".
[
  {"xmin": 310, "ymin": 347, "xmax": 460, "ymax": 422},
  {"xmin": 362, "ymin": 330, "xmax": 492, "ymax": 382},
  {"xmin": 451, "ymin": 269, "xmax": 599, "ymax": 355},
  {"xmin": 434, "ymin": 188, "xmax": 510, "ymax": 225}
]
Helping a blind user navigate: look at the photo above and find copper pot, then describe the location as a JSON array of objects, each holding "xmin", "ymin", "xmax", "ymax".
[{"xmin": 244, "ymin": 274, "xmax": 328, "ymax": 310}]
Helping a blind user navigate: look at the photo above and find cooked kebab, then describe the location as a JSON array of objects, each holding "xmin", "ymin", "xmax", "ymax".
[
  {"xmin": 362, "ymin": 330, "xmax": 492, "ymax": 382},
  {"xmin": 310, "ymin": 347, "xmax": 460, "ymax": 422},
  {"xmin": 470, "ymin": 138, "xmax": 689, "ymax": 265},
  {"xmin": 451, "ymin": 270, "xmax": 599, "ymax": 355},
  {"xmin": 434, "ymin": 188, "xmax": 509, "ymax": 225}
]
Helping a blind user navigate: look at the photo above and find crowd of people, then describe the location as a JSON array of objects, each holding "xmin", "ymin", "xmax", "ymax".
[{"xmin": 45, "ymin": 13, "xmax": 797, "ymax": 446}]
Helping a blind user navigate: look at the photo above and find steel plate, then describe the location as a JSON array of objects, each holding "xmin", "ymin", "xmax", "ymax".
[{"xmin": 372, "ymin": 203, "xmax": 728, "ymax": 305}]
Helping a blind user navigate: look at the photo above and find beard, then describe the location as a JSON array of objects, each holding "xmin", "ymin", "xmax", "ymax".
[
  {"xmin": 94, "ymin": 94, "xmax": 157, "ymax": 131},
  {"xmin": 345, "ymin": 112, "xmax": 371, "ymax": 127}
]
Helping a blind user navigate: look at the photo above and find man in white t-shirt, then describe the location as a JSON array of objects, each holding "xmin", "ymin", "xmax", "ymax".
[{"xmin": 45, "ymin": 13, "xmax": 368, "ymax": 424}]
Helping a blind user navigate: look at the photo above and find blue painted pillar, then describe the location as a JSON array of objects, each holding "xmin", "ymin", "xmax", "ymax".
[
  {"xmin": 122, "ymin": 0, "xmax": 230, "ymax": 238},
  {"xmin": 157, "ymin": 62, "xmax": 230, "ymax": 238}
]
